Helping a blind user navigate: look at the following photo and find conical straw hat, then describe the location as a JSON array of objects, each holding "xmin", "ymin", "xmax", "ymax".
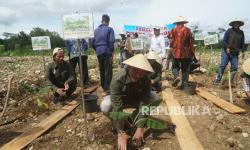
[
  {"xmin": 147, "ymin": 51, "xmax": 160, "ymax": 60},
  {"xmin": 173, "ymin": 16, "xmax": 189, "ymax": 24},
  {"xmin": 123, "ymin": 54, "xmax": 154, "ymax": 73},
  {"xmin": 229, "ymin": 20, "xmax": 244, "ymax": 27},
  {"xmin": 242, "ymin": 58, "xmax": 250, "ymax": 75}
]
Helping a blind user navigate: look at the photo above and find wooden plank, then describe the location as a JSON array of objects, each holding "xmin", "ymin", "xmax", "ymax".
[
  {"xmin": 196, "ymin": 88, "xmax": 246, "ymax": 114},
  {"xmin": 0, "ymin": 101, "xmax": 79, "ymax": 150},
  {"xmin": 83, "ymin": 84, "xmax": 99, "ymax": 93},
  {"xmin": 162, "ymin": 81, "xmax": 204, "ymax": 150}
]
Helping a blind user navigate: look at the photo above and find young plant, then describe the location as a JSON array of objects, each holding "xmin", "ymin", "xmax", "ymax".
[{"xmin": 108, "ymin": 99, "xmax": 166, "ymax": 134}]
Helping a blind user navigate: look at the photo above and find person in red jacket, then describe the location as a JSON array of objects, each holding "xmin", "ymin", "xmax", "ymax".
[{"xmin": 168, "ymin": 16, "xmax": 195, "ymax": 89}]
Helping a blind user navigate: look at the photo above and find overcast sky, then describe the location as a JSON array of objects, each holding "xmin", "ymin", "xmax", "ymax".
[{"xmin": 0, "ymin": 0, "xmax": 249, "ymax": 41}]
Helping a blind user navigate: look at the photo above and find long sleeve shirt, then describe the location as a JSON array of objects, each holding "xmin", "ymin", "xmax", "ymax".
[
  {"xmin": 168, "ymin": 26, "xmax": 195, "ymax": 59},
  {"xmin": 150, "ymin": 35, "xmax": 166, "ymax": 59},
  {"xmin": 223, "ymin": 28, "xmax": 245, "ymax": 55},
  {"xmin": 110, "ymin": 68, "xmax": 151, "ymax": 130},
  {"xmin": 149, "ymin": 61, "xmax": 162, "ymax": 83},
  {"xmin": 93, "ymin": 24, "xmax": 115, "ymax": 56},
  {"xmin": 65, "ymin": 39, "xmax": 88, "ymax": 59},
  {"xmin": 46, "ymin": 61, "xmax": 77, "ymax": 89}
]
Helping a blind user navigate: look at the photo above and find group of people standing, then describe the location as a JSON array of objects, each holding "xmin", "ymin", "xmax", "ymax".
[{"xmin": 45, "ymin": 14, "xmax": 249, "ymax": 150}]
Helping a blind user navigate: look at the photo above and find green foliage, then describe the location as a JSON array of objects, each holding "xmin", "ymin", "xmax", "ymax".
[
  {"xmin": 35, "ymin": 98, "xmax": 49, "ymax": 110},
  {"xmin": 39, "ymin": 86, "xmax": 51, "ymax": 94},
  {"xmin": 109, "ymin": 112, "xmax": 130, "ymax": 121},
  {"xmin": 0, "ymin": 27, "xmax": 64, "ymax": 54},
  {"xmin": 137, "ymin": 118, "xmax": 166, "ymax": 129},
  {"xmin": 0, "ymin": 45, "xmax": 4, "ymax": 52},
  {"xmin": 108, "ymin": 100, "xmax": 166, "ymax": 131},
  {"xmin": 19, "ymin": 82, "xmax": 38, "ymax": 94},
  {"xmin": 207, "ymin": 65, "xmax": 219, "ymax": 75}
]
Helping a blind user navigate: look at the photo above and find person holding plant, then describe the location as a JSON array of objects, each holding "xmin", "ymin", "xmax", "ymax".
[
  {"xmin": 213, "ymin": 20, "xmax": 245, "ymax": 85},
  {"xmin": 100, "ymin": 54, "xmax": 161, "ymax": 149},
  {"xmin": 46, "ymin": 48, "xmax": 77, "ymax": 104},
  {"xmin": 241, "ymin": 58, "xmax": 250, "ymax": 104}
]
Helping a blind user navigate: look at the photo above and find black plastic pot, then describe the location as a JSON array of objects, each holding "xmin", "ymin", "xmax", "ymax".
[{"xmin": 84, "ymin": 94, "xmax": 98, "ymax": 113}]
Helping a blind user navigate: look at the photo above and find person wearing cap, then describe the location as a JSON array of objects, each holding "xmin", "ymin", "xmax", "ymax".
[
  {"xmin": 168, "ymin": 16, "xmax": 195, "ymax": 88},
  {"xmin": 65, "ymin": 38, "xmax": 90, "ymax": 86},
  {"xmin": 150, "ymin": 26, "xmax": 166, "ymax": 60},
  {"xmin": 147, "ymin": 51, "xmax": 163, "ymax": 92},
  {"xmin": 241, "ymin": 58, "xmax": 250, "ymax": 104},
  {"xmin": 46, "ymin": 48, "xmax": 77, "ymax": 104},
  {"xmin": 93, "ymin": 14, "xmax": 115, "ymax": 96},
  {"xmin": 213, "ymin": 20, "xmax": 245, "ymax": 85},
  {"xmin": 100, "ymin": 54, "xmax": 159, "ymax": 149}
]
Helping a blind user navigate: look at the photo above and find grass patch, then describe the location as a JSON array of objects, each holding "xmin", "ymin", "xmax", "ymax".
[{"xmin": 0, "ymin": 47, "xmax": 121, "ymax": 57}]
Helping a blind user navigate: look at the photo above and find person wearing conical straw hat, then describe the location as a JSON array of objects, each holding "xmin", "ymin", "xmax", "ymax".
[
  {"xmin": 168, "ymin": 16, "xmax": 195, "ymax": 89},
  {"xmin": 147, "ymin": 51, "xmax": 163, "ymax": 92},
  {"xmin": 213, "ymin": 19, "xmax": 245, "ymax": 85},
  {"xmin": 46, "ymin": 48, "xmax": 77, "ymax": 104},
  {"xmin": 241, "ymin": 58, "xmax": 250, "ymax": 104},
  {"xmin": 100, "ymin": 54, "xmax": 161, "ymax": 149}
]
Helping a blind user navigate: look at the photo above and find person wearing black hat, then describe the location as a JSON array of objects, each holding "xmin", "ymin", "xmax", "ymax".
[
  {"xmin": 93, "ymin": 14, "xmax": 115, "ymax": 96},
  {"xmin": 214, "ymin": 20, "xmax": 245, "ymax": 85}
]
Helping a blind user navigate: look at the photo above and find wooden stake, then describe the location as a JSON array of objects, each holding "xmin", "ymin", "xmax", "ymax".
[
  {"xmin": 228, "ymin": 71, "xmax": 233, "ymax": 103},
  {"xmin": 76, "ymin": 39, "xmax": 88, "ymax": 141},
  {"xmin": 0, "ymin": 75, "xmax": 13, "ymax": 118}
]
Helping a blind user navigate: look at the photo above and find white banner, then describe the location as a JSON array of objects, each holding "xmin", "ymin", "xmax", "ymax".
[
  {"xmin": 194, "ymin": 33, "xmax": 204, "ymax": 41},
  {"xmin": 62, "ymin": 13, "xmax": 94, "ymax": 39},
  {"xmin": 204, "ymin": 34, "xmax": 219, "ymax": 46},
  {"xmin": 31, "ymin": 36, "xmax": 51, "ymax": 50},
  {"xmin": 131, "ymin": 38, "xmax": 144, "ymax": 50}
]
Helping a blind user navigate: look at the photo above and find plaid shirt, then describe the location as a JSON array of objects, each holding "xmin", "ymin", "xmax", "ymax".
[
  {"xmin": 168, "ymin": 25, "xmax": 195, "ymax": 59},
  {"xmin": 242, "ymin": 77, "xmax": 250, "ymax": 92}
]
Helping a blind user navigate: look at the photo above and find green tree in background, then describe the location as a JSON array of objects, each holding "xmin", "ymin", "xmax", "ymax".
[{"xmin": 0, "ymin": 27, "xmax": 65, "ymax": 52}]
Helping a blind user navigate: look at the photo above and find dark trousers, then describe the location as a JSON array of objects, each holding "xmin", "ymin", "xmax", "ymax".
[
  {"xmin": 48, "ymin": 75, "xmax": 76, "ymax": 97},
  {"xmin": 166, "ymin": 50, "xmax": 174, "ymax": 70},
  {"xmin": 216, "ymin": 49, "xmax": 238, "ymax": 81},
  {"xmin": 69, "ymin": 56, "xmax": 89, "ymax": 84},
  {"xmin": 97, "ymin": 54, "xmax": 113, "ymax": 93},
  {"xmin": 172, "ymin": 58, "xmax": 191, "ymax": 85},
  {"xmin": 120, "ymin": 50, "xmax": 133, "ymax": 67}
]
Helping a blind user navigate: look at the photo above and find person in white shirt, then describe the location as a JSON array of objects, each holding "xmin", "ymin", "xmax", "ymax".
[{"xmin": 150, "ymin": 27, "xmax": 166, "ymax": 60}]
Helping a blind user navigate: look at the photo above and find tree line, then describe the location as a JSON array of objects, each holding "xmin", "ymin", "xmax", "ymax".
[{"xmin": 0, "ymin": 27, "xmax": 65, "ymax": 52}]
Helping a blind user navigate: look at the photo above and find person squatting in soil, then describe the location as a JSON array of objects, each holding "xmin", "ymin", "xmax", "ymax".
[
  {"xmin": 46, "ymin": 48, "xmax": 77, "ymax": 104},
  {"xmin": 93, "ymin": 14, "xmax": 115, "ymax": 96},
  {"xmin": 100, "ymin": 54, "xmax": 160, "ymax": 150},
  {"xmin": 65, "ymin": 38, "xmax": 90, "ymax": 86},
  {"xmin": 168, "ymin": 16, "xmax": 195, "ymax": 89},
  {"xmin": 213, "ymin": 19, "xmax": 245, "ymax": 85}
]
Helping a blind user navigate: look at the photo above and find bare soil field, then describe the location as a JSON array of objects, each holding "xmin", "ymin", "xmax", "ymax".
[{"xmin": 0, "ymin": 51, "xmax": 250, "ymax": 150}]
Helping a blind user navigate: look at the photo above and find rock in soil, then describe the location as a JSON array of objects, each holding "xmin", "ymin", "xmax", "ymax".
[
  {"xmin": 226, "ymin": 137, "xmax": 237, "ymax": 147},
  {"xmin": 242, "ymin": 132, "xmax": 249, "ymax": 138},
  {"xmin": 209, "ymin": 123, "xmax": 217, "ymax": 132},
  {"xmin": 232, "ymin": 126, "xmax": 242, "ymax": 133}
]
